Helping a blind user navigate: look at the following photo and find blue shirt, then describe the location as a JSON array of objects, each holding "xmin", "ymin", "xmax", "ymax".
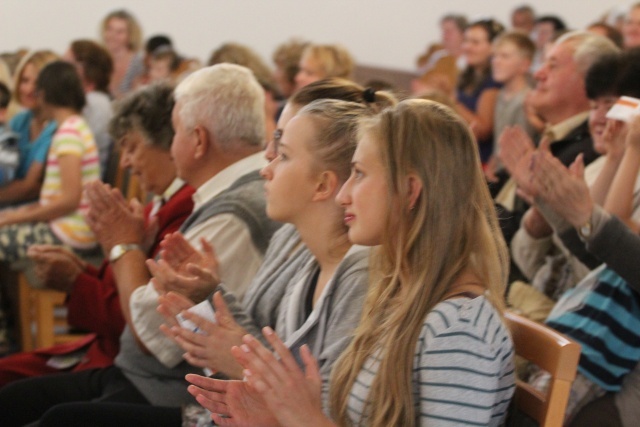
[
  {"xmin": 457, "ymin": 75, "xmax": 501, "ymax": 163},
  {"xmin": 9, "ymin": 110, "xmax": 56, "ymax": 179}
]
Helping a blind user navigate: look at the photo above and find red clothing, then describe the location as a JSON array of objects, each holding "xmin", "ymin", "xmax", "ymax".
[{"xmin": 0, "ymin": 184, "xmax": 194, "ymax": 387}]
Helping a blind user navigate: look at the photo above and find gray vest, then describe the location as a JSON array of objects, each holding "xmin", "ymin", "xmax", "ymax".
[
  {"xmin": 115, "ymin": 169, "xmax": 281, "ymax": 406},
  {"xmin": 179, "ymin": 170, "xmax": 281, "ymax": 254}
]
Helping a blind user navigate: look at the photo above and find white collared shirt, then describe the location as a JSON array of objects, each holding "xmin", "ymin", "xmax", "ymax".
[
  {"xmin": 149, "ymin": 178, "xmax": 186, "ymax": 218},
  {"xmin": 191, "ymin": 151, "xmax": 267, "ymax": 211}
]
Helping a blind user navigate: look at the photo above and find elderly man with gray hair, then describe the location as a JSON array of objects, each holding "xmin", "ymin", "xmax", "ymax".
[
  {"xmin": 0, "ymin": 64, "xmax": 281, "ymax": 427},
  {"xmin": 496, "ymin": 31, "xmax": 619, "ymax": 242},
  {"xmin": 495, "ymin": 32, "xmax": 619, "ymax": 310}
]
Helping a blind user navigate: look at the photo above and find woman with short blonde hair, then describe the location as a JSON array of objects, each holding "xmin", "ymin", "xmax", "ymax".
[{"xmin": 295, "ymin": 44, "xmax": 355, "ymax": 90}]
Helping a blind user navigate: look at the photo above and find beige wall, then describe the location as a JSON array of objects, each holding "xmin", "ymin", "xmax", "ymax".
[{"xmin": 2, "ymin": 0, "xmax": 630, "ymax": 72}]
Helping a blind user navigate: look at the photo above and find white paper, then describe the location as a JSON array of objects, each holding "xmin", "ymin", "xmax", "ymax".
[{"xmin": 606, "ymin": 96, "xmax": 640, "ymax": 123}]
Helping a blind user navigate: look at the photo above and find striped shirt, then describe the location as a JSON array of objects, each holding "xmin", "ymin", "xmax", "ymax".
[
  {"xmin": 347, "ymin": 296, "xmax": 515, "ymax": 426},
  {"xmin": 546, "ymin": 265, "xmax": 640, "ymax": 391},
  {"xmin": 41, "ymin": 115, "xmax": 100, "ymax": 249}
]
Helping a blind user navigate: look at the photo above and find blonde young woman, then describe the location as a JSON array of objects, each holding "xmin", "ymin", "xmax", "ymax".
[
  {"xmin": 188, "ymin": 99, "xmax": 515, "ymax": 426},
  {"xmin": 2, "ymin": 51, "xmax": 58, "ymax": 205}
]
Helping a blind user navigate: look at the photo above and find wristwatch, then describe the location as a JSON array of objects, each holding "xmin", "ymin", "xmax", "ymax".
[
  {"xmin": 109, "ymin": 244, "xmax": 142, "ymax": 263},
  {"xmin": 577, "ymin": 214, "xmax": 593, "ymax": 241}
]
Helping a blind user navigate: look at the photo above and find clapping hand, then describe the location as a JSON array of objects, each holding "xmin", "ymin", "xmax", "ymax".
[{"xmin": 147, "ymin": 233, "xmax": 220, "ymax": 302}]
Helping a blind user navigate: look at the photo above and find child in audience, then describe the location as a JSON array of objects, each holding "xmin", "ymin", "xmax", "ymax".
[
  {"xmin": 0, "ymin": 61, "xmax": 99, "ymax": 355},
  {"xmin": 148, "ymin": 47, "xmax": 181, "ymax": 84},
  {"xmin": 187, "ymin": 99, "xmax": 515, "ymax": 426},
  {"xmin": 487, "ymin": 31, "xmax": 538, "ymax": 182},
  {"xmin": 0, "ymin": 61, "xmax": 100, "ymax": 261}
]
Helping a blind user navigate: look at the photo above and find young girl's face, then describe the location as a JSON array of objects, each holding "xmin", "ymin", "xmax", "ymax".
[
  {"xmin": 589, "ymin": 96, "xmax": 618, "ymax": 155},
  {"xmin": 260, "ymin": 114, "xmax": 320, "ymax": 224},
  {"xmin": 336, "ymin": 132, "xmax": 390, "ymax": 246},
  {"xmin": 149, "ymin": 58, "xmax": 172, "ymax": 83}
]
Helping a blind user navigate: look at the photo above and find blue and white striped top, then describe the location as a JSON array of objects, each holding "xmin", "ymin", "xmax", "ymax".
[
  {"xmin": 546, "ymin": 265, "xmax": 640, "ymax": 391},
  {"xmin": 347, "ymin": 295, "xmax": 515, "ymax": 426}
]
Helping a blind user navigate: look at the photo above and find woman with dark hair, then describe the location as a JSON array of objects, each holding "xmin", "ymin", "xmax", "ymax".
[
  {"xmin": 454, "ymin": 19, "xmax": 505, "ymax": 164},
  {"xmin": 0, "ymin": 61, "xmax": 100, "ymax": 261}
]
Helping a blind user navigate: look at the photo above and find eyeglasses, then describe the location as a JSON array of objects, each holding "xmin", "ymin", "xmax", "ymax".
[{"xmin": 272, "ymin": 129, "xmax": 283, "ymax": 151}]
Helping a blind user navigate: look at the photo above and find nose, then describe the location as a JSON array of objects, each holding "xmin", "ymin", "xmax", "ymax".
[
  {"xmin": 264, "ymin": 140, "xmax": 277, "ymax": 162},
  {"xmin": 260, "ymin": 159, "xmax": 275, "ymax": 180},
  {"xmin": 335, "ymin": 176, "xmax": 353, "ymax": 207},
  {"xmin": 534, "ymin": 64, "xmax": 547, "ymax": 82}
]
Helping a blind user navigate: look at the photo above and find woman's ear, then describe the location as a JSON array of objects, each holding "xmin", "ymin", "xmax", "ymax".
[
  {"xmin": 312, "ymin": 171, "xmax": 340, "ymax": 202},
  {"xmin": 407, "ymin": 173, "xmax": 423, "ymax": 211}
]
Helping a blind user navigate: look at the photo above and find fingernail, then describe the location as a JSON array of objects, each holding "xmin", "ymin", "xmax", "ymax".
[
  {"xmin": 263, "ymin": 326, "xmax": 274, "ymax": 336},
  {"xmin": 243, "ymin": 369, "xmax": 252, "ymax": 377},
  {"xmin": 241, "ymin": 344, "xmax": 250, "ymax": 353}
]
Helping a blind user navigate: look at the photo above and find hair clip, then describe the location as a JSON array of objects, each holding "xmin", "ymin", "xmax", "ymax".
[{"xmin": 363, "ymin": 88, "xmax": 376, "ymax": 103}]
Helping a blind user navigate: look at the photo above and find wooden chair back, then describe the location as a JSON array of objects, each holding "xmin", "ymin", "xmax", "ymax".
[{"xmin": 504, "ymin": 311, "xmax": 581, "ymax": 427}]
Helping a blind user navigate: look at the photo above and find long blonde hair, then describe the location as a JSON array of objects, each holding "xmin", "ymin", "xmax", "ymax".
[{"xmin": 330, "ymin": 99, "xmax": 509, "ymax": 426}]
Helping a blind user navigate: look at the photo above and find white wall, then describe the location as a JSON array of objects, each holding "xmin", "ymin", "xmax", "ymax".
[{"xmin": 2, "ymin": 0, "xmax": 632, "ymax": 72}]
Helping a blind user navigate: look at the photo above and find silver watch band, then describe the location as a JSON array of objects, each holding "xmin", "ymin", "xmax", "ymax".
[{"xmin": 109, "ymin": 243, "xmax": 142, "ymax": 263}]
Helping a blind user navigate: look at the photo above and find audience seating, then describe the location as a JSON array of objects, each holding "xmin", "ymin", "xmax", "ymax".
[
  {"xmin": 18, "ymin": 270, "xmax": 82, "ymax": 351},
  {"xmin": 504, "ymin": 311, "xmax": 581, "ymax": 427}
]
